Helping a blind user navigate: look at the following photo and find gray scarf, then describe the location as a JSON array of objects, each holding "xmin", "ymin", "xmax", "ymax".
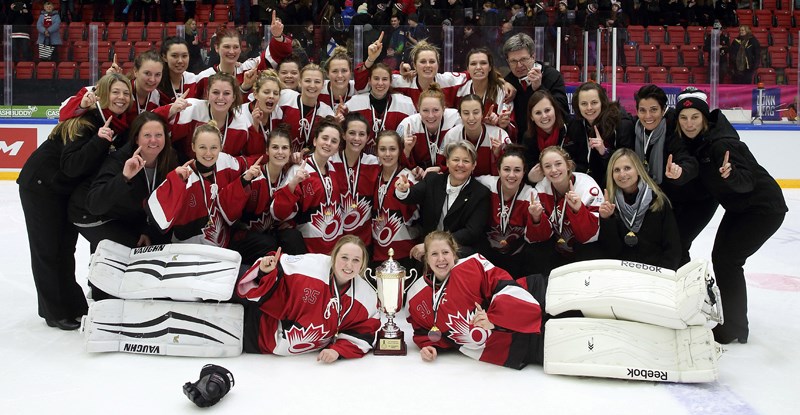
[
  {"xmin": 615, "ymin": 179, "xmax": 653, "ymax": 234},
  {"xmin": 634, "ymin": 118, "xmax": 666, "ymax": 184}
]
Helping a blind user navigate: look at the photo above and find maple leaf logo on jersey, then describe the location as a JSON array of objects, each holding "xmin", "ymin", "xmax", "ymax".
[
  {"xmin": 202, "ymin": 208, "xmax": 229, "ymax": 247},
  {"xmin": 310, "ymin": 201, "xmax": 342, "ymax": 241},
  {"xmin": 341, "ymin": 191, "xmax": 371, "ymax": 232},
  {"xmin": 487, "ymin": 225, "xmax": 525, "ymax": 252},
  {"xmin": 373, "ymin": 208, "xmax": 403, "ymax": 246},
  {"xmin": 284, "ymin": 323, "xmax": 332, "ymax": 354},
  {"xmin": 245, "ymin": 211, "xmax": 275, "ymax": 233},
  {"xmin": 445, "ymin": 310, "xmax": 490, "ymax": 347}
]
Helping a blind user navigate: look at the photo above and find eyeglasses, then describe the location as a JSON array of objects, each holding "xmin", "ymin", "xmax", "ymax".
[{"xmin": 507, "ymin": 57, "xmax": 533, "ymax": 67}]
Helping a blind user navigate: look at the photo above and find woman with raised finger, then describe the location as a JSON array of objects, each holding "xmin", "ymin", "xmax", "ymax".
[
  {"xmin": 456, "ymin": 48, "xmax": 517, "ymax": 141},
  {"xmin": 675, "ymin": 87, "xmax": 787, "ymax": 345},
  {"xmin": 158, "ymin": 37, "xmax": 199, "ymax": 103},
  {"xmin": 319, "ymin": 46, "xmax": 358, "ymax": 109},
  {"xmin": 237, "ymin": 235, "xmax": 380, "ymax": 361},
  {"xmin": 17, "ymin": 73, "xmax": 132, "ymax": 330},
  {"xmin": 441, "ymin": 94, "xmax": 511, "ymax": 177},
  {"xmin": 405, "ymin": 231, "xmax": 542, "ymax": 368}
]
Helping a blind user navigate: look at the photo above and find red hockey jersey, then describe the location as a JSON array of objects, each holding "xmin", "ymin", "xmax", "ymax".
[
  {"xmin": 371, "ymin": 168, "xmax": 420, "ymax": 262},
  {"xmin": 396, "ymin": 109, "xmax": 462, "ymax": 170},
  {"xmin": 441, "ymin": 124, "xmax": 511, "ymax": 177},
  {"xmin": 343, "ymin": 93, "xmax": 417, "ymax": 154},
  {"xmin": 272, "ymin": 90, "xmax": 335, "ymax": 153},
  {"xmin": 330, "ymin": 151, "xmax": 381, "ymax": 246},
  {"xmin": 475, "ymin": 175, "xmax": 538, "ymax": 255}
]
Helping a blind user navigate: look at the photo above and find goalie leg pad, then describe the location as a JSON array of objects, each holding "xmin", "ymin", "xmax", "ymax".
[
  {"xmin": 88, "ymin": 240, "xmax": 242, "ymax": 301},
  {"xmin": 81, "ymin": 299, "xmax": 243, "ymax": 357},
  {"xmin": 543, "ymin": 318, "xmax": 720, "ymax": 383},
  {"xmin": 546, "ymin": 259, "xmax": 720, "ymax": 329}
]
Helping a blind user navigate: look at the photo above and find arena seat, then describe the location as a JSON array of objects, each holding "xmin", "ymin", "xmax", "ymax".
[
  {"xmin": 770, "ymin": 27, "xmax": 789, "ymax": 47},
  {"xmin": 196, "ymin": 5, "xmax": 213, "ymax": 23},
  {"xmin": 761, "ymin": 0, "xmax": 782, "ymax": 10},
  {"xmin": 113, "ymin": 41, "xmax": 133, "ymax": 64},
  {"xmin": 626, "ymin": 25, "xmax": 646, "ymax": 46},
  {"xmin": 127, "ymin": 22, "xmax": 146, "ymax": 42},
  {"xmin": 213, "ymin": 5, "xmax": 231, "ymax": 22},
  {"xmin": 623, "ymin": 44, "xmax": 637, "ymax": 65},
  {"xmin": 647, "ymin": 66, "xmax": 668, "ymax": 83},
  {"xmin": 755, "ymin": 10, "xmax": 774, "ymax": 28},
  {"xmin": 78, "ymin": 61, "xmax": 94, "ymax": 80},
  {"xmin": 166, "ymin": 22, "xmax": 182, "ymax": 38},
  {"xmin": 561, "ymin": 65, "xmax": 580, "ymax": 82},
  {"xmin": 87, "ymin": 22, "xmax": 106, "ymax": 40},
  {"xmin": 660, "ymin": 45, "xmax": 680, "ymax": 67},
  {"xmin": 667, "ymin": 26, "xmax": 686, "ymax": 45},
  {"xmin": 603, "ymin": 66, "xmax": 624, "ymax": 83},
  {"xmin": 752, "ymin": 27, "xmax": 770, "ymax": 48},
  {"xmin": 626, "ymin": 66, "xmax": 646, "ymax": 83},
  {"xmin": 693, "ymin": 71, "xmax": 708, "ymax": 84},
  {"xmin": 134, "ymin": 41, "xmax": 155, "ymax": 57},
  {"xmin": 36, "ymin": 62, "xmax": 56, "ymax": 80},
  {"xmin": 639, "ymin": 45, "xmax": 658, "ymax": 67},
  {"xmin": 735, "ymin": 9, "xmax": 754, "ymax": 26},
  {"xmin": 67, "ymin": 22, "xmax": 86, "ymax": 42},
  {"xmin": 669, "ymin": 67, "xmax": 691, "ymax": 84},
  {"xmin": 98, "ymin": 41, "xmax": 113, "ymax": 63},
  {"xmin": 72, "ymin": 41, "xmax": 89, "ymax": 62},
  {"xmin": 15, "ymin": 62, "xmax": 35, "ymax": 80},
  {"xmin": 57, "ymin": 61, "xmax": 78, "ymax": 79},
  {"xmin": 647, "ymin": 26, "xmax": 667, "ymax": 46},
  {"xmin": 680, "ymin": 45, "xmax": 702, "ymax": 68},
  {"xmin": 106, "ymin": 22, "xmax": 125, "ymax": 43},
  {"xmin": 774, "ymin": 10, "xmax": 792, "ymax": 28},
  {"xmin": 146, "ymin": 22, "xmax": 166, "ymax": 44},
  {"xmin": 769, "ymin": 46, "xmax": 789, "ymax": 69},
  {"xmin": 686, "ymin": 25, "xmax": 706, "ymax": 46},
  {"xmin": 757, "ymin": 67, "xmax": 777, "ymax": 85},
  {"xmin": 786, "ymin": 70, "xmax": 797, "ymax": 86}
]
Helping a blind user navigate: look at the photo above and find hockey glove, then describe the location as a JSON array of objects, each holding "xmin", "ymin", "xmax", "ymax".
[{"xmin": 183, "ymin": 364, "xmax": 235, "ymax": 407}]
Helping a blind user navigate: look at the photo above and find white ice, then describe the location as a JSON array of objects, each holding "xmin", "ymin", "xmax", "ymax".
[{"xmin": 1, "ymin": 182, "xmax": 798, "ymax": 415}]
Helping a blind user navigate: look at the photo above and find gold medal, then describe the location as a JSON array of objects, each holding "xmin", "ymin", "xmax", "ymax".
[
  {"xmin": 499, "ymin": 239, "xmax": 508, "ymax": 247},
  {"xmin": 557, "ymin": 237, "xmax": 566, "ymax": 245},
  {"xmin": 428, "ymin": 326, "xmax": 442, "ymax": 342},
  {"xmin": 351, "ymin": 202, "xmax": 357, "ymax": 209},
  {"xmin": 624, "ymin": 231, "xmax": 639, "ymax": 247}
]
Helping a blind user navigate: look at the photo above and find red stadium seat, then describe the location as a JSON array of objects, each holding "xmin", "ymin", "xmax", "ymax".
[
  {"xmin": 100, "ymin": 61, "xmax": 113, "ymax": 75},
  {"xmin": 786, "ymin": 70, "xmax": 798, "ymax": 86},
  {"xmin": 660, "ymin": 45, "xmax": 680, "ymax": 67},
  {"xmin": 735, "ymin": 9, "xmax": 754, "ymax": 26},
  {"xmin": 626, "ymin": 25, "xmax": 646, "ymax": 46},
  {"xmin": 761, "ymin": 0, "xmax": 781, "ymax": 10},
  {"xmin": 639, "ymin": 44, "xmax": 658, "ymax": 67},
  {"xmin": 134, "ymin": 41, "xmax": 155, "ymax": 57},
  {"xmin": 98, "ymin": 41, "xmax": 113, "ymax": 63},
  {"xmin": 87, "ymin": 22, "xmax": 106, "ymax": 40},
  {"xmin": 127, "ymin": 22, "xmax": 145, "ymax": 42},
  {"xmin": 693, "ymin": 71, "xmax": 708, "ymax": 84},
  {"xmin": 680, "ymin": 45, "xmax": 702, "ymax": 68},
  {"xmin": 57, "ymin": 61, "xmax": 78, "ymax": 79},
  {"xmin": 122, "ymin": 62, "xmax": 135, "ymax": 73},
  {"xmin": 757, "ymin": 67, "xmax": 777, "ymax": 85},
  {"xmin": 78, "ymin": 61, "xmax": 95, "ymax": 79},
  {"xmin": 113, "ymin": 41, "xmax": 133, "ymax": 64},
  {"xmin": 67, "ymin": 22, "xmax": 86, "ymax": 42},
  {"xmin": 774, "ymin": 10, "xmax": 792, "ymax": 28},
  {"xmin": 752, "ymin": 27, "xmax": 770, "ymax": 48},
  {"xmin": 196, "ymin": 5, "xmax": 212, "ymax": 23},
  {"xmin": 560, "ymin": 65, "xmax": 580, "ymax": 82},
  {"xmin": 686, "ymin": 25, "xmax": 705, "ymax": 46},
  {"xmin": 106, "ymin": 22, "xmax": 125, "ymax": 43},
  {"xmin": 213, "ymin": 5, "xmax": 230, "ymax": 22},
  {"xmin": 755, "ymin": 10, "xmax": 774, "ymax": 28},
  {"xmin": 669, "ymin": 67, "xmax": 691, "ymax": 84},
  {"xmin": 647, "ymin": 26, "xmax": 666, "ymax": 46},
  {"xmin": 647, "ymin": 66, "xmax": 668, "ymax": 83},
  {"xmin": 603, "ymin": 66, "xmax": 624, "ymax": 83},
  {"xmin": 770, "ymin": 27, "xmax": 789, "ymax": 47},
  {"xmin": 80, "ymin": 4, "xmax": 93, "ymax": 23},
  {"xmin": 146, "ymin": 22, "xmax": 165, "ymax": 44},
  {"xmin": 16, "ymin": 62, "xmax": 35, "ymax": 79},
  {"xmin": 623, "ymin": 44, "xmax": 637, "ymax": 65},
  {"xmin": 626, "ymin": 66, "xmax": 646, "ymax": 83},
  {"xmin": 36, "ymin": 62, "xmax": 56, "ymax": 80},
  {"xmin": 769, "ymin": 46, "xmax": 789, "ymax": 69},
  {"xmin": 667, "ymin": 26, "xmax": 686, "ymax": 45},
  {"xmin": 166, "ymin": 22, "xmax": 182, "ymax": 38},
  {"xmin": 72, "ymin": 41, "xmax": 89, "ymax": 62}
]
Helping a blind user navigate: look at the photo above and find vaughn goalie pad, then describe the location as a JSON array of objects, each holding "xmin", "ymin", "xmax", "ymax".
[
  {"xmin": 89, "ymin": 240, "xmax": 242, "ymax": 301},
  {"xmin": 544, "ymin": 318, "xmax": 720, "ymax": 383},
  {"xmin": 82, "ymin": 299, "xmax": 244, "ymax": 357},
  {"xmin": 546, "ymin": 259, "xmax": 723, "ymax": 330}
]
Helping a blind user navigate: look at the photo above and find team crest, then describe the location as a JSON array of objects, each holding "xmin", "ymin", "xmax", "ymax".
[
  {"xmin": 445, "ymin": 310, "xmax": 490, "ymax": 347},
  {"xmin": 284, "ymin": 323, "xmax": 331, "ymax": 354},
  {"xmin": 341, "ymin": 192, "xmax": 371, "ymax": 232},
  {"xmin": 372, "ymin": 208, "xmax": 404, "ymax": 246},
  {"xmin": 310, "ymin": 201, "xmax": 343, "ymax": 241}
]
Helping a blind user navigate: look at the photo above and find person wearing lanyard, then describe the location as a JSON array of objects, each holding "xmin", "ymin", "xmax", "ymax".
[
  {"xmin": 526, "ymin": 146, "xmax": 604, "ymax": 275},
  {"xmin": 273, "ymin": 64, "xmax": 336, "ymax": 154},
  {"xmin": 565, "ymin": 82, "xmax": 635, "ymax": 189},
  {"xmin": 405, "ymin": 231, "xmax": 542, "ymax": 368},
  {"xmin": 676, "ymin": 87, "xmax": 787, "ymax": 344},
  {"xmin": 456, "ymin": 47, "xmax": 516, "ymax": 141},
  {"xmin": 106, "ymin": 50, "xmax": 172, "ymax": 119},
  {"xmin": 148, "ymin": 121, "xmax": 256, "ymax": 248},
  {"xmin": 231, "ymin": 128, "xmax": 307, "ymax": 266},
  {"xmin": 597, "ymin": 148, "xmax": 681, "ymax": 270},
  {"xmin": 395, "ymin": 140, "xmax": 490, "ymax": 259},
  {"xmin": 319, "ymin": 46, "xmax": 357, "ymax": 110},
  {"xmin": 237, "ymin": 235, "xmax": 380, "ymax": 361},
  {"xmin": 370, "ymin": 130, "xmax": 420, "ymax": 269},
  {"xmin": 17, "ymin": 73, "xmax": 132, "ymax": 330},
  {"xmin": 475, "ymin": 145, "xmax": 539, "ymax": 278},
  {"xmin": 342, "ymin": 63, "xmax": 417, "ymax": 154},
  {"xmin": 396, "ymin": 83, "xmax": 462, "ymax": 178},
  {"xmin": 330, "ymin": 113, "xmax": 381, "ymax": 247},
  {"xmin": 158, "ymin": 37, "xmax": 199, "ymax": 103},
  {"xmin": 441, "ymin": 94, "xmax": 511, "ymax": 177},
  {"xmin": 523, "ymin": 90, "xmax": 569, "ymax": 184},
  {"xmin": 241, "ymin": 69, "xmax": 284, "ymax": 165},
  {"xmin": 633, "ymin": 84, "xmax": 706, "ymax": 268},
  {"xmin": 271, "ymin": 117, "xmax": 344, "ymax": 254}
]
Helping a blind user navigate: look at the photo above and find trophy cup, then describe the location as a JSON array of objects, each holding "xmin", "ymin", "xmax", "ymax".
[{"xmin": 368, "ymin": 248, "xmax": 416, "ymax": 356}]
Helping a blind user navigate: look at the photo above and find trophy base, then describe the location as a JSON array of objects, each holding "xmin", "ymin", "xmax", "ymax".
[{"xmin": 373, "ymin": 329, "xmax": 407, "ymax": 356}]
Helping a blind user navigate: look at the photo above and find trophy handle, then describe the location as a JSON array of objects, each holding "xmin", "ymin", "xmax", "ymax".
[
  {"xmin": 363, "ymin": 268, "xmax": 378, "ymax": 292},
  {"xmin": 403, "ymin": 268, "xmax": 420, "ymax": 293}
]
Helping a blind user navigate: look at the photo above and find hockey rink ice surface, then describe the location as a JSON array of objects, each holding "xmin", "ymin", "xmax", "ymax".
[{"xmin": 0, "ymin": 182, "xmax": 798, "ymax": 415}]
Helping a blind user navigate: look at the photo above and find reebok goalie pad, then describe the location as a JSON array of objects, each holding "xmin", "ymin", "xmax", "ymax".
[
  {"xmin": 546, "ymin": 259, "xmax": 723, "ymax": 329},
  {"xmin": 88, "ymin": 240, "xmax": 242, "ymax": 301},
  {"xmin": 544, "ymin": 318, "xmax": 720, "ymax": 383},
  {"xmin": 82, "ymin": 299, "xmax": 244, "ymax": 357}
]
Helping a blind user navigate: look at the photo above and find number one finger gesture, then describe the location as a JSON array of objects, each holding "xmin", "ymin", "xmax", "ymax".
[
  {"xmin": 599, "ymin": 189, "xmax": 616, "ymax": 219},
  {"xmin": 665, "ymin": 154, "xmax": 683, "ymax": 179},
  {"xmin": 566, "ymin": 181, "xmax": 582, "ymax": 212},
  {"xmin": 719, "ymin": 150, "xmax": 732, "ymax": 179},
  {"xmin": 176, "ymin": 159, "xmax": 195, "ymax": 181},
  {"xmin": 123, "ymin": 146, "xmax": 146, "ymax": 180},
  {"xmin": 259, "ymin": 246, "xmax": 282, "ymax": 273}
]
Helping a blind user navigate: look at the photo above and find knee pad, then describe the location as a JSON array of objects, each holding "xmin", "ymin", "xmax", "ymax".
[
  {"xmin": 81, "ymin": 299, "xmax": 244, "ymax": 357},
  {"xmin": 88, "ymin": 240, "xmax": 242, "ymax": 301},
  {"xmin": 544, "ymin": 318, "xmax": 720, "ymax": 383},
  {"xmin": 546, "ymin": 259, "xmax": 723, "ymax": 329}
]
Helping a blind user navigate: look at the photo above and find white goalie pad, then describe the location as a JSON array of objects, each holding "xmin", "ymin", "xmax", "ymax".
[
  {"xmin": 82, "ymin": 299, "xmax": 244, "ymax": 357},
  {"xmin": 544, "ymin": 318, "xmax": 720, "ymax": 383},
  {"xmin": 88, "ymin": 240, "xmax": 242, "ymax": 301},
  {"xmin": 546, "ymin": 259, "xmax": 723, "ymax": 330}
]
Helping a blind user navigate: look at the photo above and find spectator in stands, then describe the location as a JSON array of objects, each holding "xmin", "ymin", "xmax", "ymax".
[
  {"xmin": 555, "ymin": 1, "xmax": 578, "ymax": 65},
  {"xmin": 9, "ymin": 0, "xmax": 33, "ymax": 62},
  {"xmin": 133, "ymin": 0, "xmax": 159, "ymax": 25},
  {"xmin": 454, "ymin": 20, "xmax": 486, "ymax": 72},
  {"xmin": 584, "ymin": 3, "xmax": 599, "ymax": 66},
  {"xmin": 185, "ymin": 18, "xmax": 204, "ymax": 74},
  {"xmin": 183, "ymin": 0, "xmax": 197, "ymax": 20},
  {"xmin": 730, "ymin": 24, "xmax": 760, "ymax": 85},
  {"xmin": 532, "ymin": 3, "xmax": 548, "ymax": 27},
  {"xmin": 502, "ymin": 33, "xmax": 569, "ymax": 141},
  {"xmin": 606, "ymin": 1, "xmax": 629, "ymax": 65},
  {"xmin": 704, "ymin": 20, "xmax": 730, "ymax": 83},
  {"xmin": 295, "ymin": 21, "xmax": 317, "ymax": 63},
  {"xmin": 158, "ymin": 0, "xmax": 176, "ymax": 23},
  {"xmin": 406, "ymin": 13, "xmax": 429, "ymax": 52},
  {"xmin": 510, "ymin": 3, "xmax": 529, "ymax": 27},
  {"xmin": 386, "ymin": 15, "xmax": 407, "ymax": 61},
  {"xmin": 480, "ymin": 2, "xmax": 500, "ymax": 59},
  {"xmin": 36, "ymin": 1, "xmax": 61, "ymax": 62},
  {"xmin": 662, "ymin": 0, "xmax": 684, "ymax": 26},
  {"xmin": 714, "ymin": 0, "xmax": 737, "ymax": 28}
]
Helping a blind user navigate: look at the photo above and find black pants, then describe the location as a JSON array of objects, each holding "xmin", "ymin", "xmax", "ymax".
[
  {"xmin": 674, "ymin": 198, "xmax": 720, "ymax": 266},
  {"xmin": 19, "ymin": 187, "xmax": 87, "ymax": 321},
  {"xmin": 711, "ymin": 210, "xmax": 785, "ymax": 340}
]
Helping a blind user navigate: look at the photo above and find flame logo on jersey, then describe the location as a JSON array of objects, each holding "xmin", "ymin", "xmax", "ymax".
[
  {"xmin": 341, "ymin": 192, "xmax": 371, "ymax": 232},
  {"xmin": 445, "ymin": 310, "xmax": 490, "ymax": 347},
  {"xmin": 202, "ymin": 208, "xmax": 229, "ymax": 247},
  {"xmin": 244, "ymin": 211, "xmax": 275, "ymax": 233},
  {"xmin": 487, "ymin": 225, "xmax": 525, "ymax": 252},
  {"xmin": 310, "ymin": 201, "xmax": 343, "ymax": 241},
  {"xmin": 373, "ymin": 208, "xmax": 404, "ymax": 246},
  {"xmin": 284, "ymin": 323, "xmax": 332, "ymax": 354}
]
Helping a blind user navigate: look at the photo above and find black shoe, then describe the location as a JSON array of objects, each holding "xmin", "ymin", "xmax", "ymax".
[
  {"xmin": 713, "ymin": 325, "xmax": 748, "ymax": 344},
  {"xmin": 46, "ymin": 318, "xmax": 80, "ymax": 331}
]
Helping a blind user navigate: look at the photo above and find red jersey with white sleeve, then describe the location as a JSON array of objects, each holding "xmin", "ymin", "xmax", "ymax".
[
  {"xmin": 527, "ymin": 172, "xmax": 603, "ymax": 253},
  {"xmin": 147, "ymin": 153, "xmax": 248, "ymax": 247},
  {"xmin": 273, "ymin": 90, "xmax": 335, "ymax": 153},
  {"xmin": 236, "ymin": 167, "xmax": 288, "ymax": 235},
  {"xmin": 343, "ymin": 93, "xmax": 417, "ymax": 154},
  {"xmin": 441, "ymin": 124, "xmax": 511, "ymax": 177},
  {"xmin": 164, "ymin": 71, "xmax": 200, "ymax": 102},
  {"xmin": 59, "ymin": 81, "xmax": 166, "ymax": 127},
  {"xmin": 371, "ymin": 168, "xmax": 420, "ymax": 262},
  {"xmin": 456, "ymin": 81, "xmax": 518, "ymax": 142},
  {"xmin": 353, "ymin": 66, "xmax": 469, "ymax": 109},
  {"xmin": 475, "ymin": 176, "xmax": 538, "ymax": 256},
  {"xmin": 237, "ymin": 253, "xmax": 380, "ymax": 358},
  {"xmin": 318, "ymin": 80, "xmax": 359, "ymax": 110},
  {"xmin": 167, "ymin": 99, "xmax": 255, "ymax": 161},
  {"xmin": 191, "ymin": 36, "xmax": 293, "ymax": 100},
  {"xmin": 270, "ymin": 157, "xmax": 343, "ymax": 254},
  {"xmin": 406, "ymin": 254, "xmax": 541, "ymax": 368},
  {"xmin": 397, "ymin": 109, "xmax": 461, "ymax": 170},
  {"xmin": 330, "ymin": 151, "xmax": 380, "ymax": 246}
]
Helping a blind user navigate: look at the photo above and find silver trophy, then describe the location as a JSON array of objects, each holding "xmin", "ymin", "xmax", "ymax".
[{"xmin": 367, "ymin": 248, "xmax": 417, "ymax": 355}]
